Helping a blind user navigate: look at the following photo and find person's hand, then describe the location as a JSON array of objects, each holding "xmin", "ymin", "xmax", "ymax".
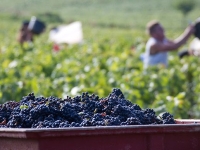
[{"xmin": 185, "ymin": 24, "xmax": 195, "ymax": 35}]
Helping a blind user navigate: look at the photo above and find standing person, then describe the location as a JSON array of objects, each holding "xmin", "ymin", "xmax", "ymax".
[{"xmin": 143, "ymin": 20, "xmax": 195, "ymax": 69}]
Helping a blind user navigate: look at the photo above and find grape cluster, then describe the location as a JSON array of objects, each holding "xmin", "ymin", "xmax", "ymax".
[
  {"xmin": 159, "ymin": 112, "xmax": 176, "ymax": 124},
  {"xmin": 0, "ymin": 88, "xmax": 175, "ymax": 128}
]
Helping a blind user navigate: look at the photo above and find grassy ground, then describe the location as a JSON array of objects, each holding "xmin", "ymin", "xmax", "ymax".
[
  {"xmin": 0, "ymin": 0, "xmax": 199, "ymax": 30},
  {"xmin": 0, "ymin": 0, "xmax": 199, "ymax": 47}
]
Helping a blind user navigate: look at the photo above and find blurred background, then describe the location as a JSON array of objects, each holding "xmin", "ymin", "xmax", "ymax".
[{"xmin": 0, "ymin": 0, "xmax": 200, "ymax": 119}]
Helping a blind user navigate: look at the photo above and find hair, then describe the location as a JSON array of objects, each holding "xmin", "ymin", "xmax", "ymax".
[
  {"xmin": 146, "ymin": 20, "xmax": 160, "ymax": 35},
  {"xmin": 22, "ymin": 20, "xmax": 29, "ymax": 26},
  {"xmin": 20, "ymin": 21, "xmax": 29, "ymax": 31}
]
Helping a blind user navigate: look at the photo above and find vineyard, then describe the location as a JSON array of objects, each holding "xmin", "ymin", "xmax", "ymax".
[{"xmin": 1, "ymin": 0, "xmax": 200, "ymax": 119}]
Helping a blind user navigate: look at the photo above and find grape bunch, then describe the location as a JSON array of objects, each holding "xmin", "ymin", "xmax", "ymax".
[{"xmin": 0, "ymin": 88, "xmax": 175, "ymax": 128}]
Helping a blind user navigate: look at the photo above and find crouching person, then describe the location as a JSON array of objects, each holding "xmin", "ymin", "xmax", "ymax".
[
  {"xmin": 17, "ymin": 21, "xmax": 33, "ymax": 45},
  {"xmin": 17, "ymin": 16, "xmax": 46, "ymax": 46}
]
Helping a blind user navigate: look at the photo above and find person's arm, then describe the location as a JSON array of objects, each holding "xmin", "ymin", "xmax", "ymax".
[{"xmin": 150, "ymin": 25, "xmax": 195, "ymax": 54}]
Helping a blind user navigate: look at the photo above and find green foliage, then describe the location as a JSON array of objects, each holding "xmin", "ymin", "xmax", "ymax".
[{"xmin": 1, "ymin": 20, "xmax": 200, "ymax": 119}]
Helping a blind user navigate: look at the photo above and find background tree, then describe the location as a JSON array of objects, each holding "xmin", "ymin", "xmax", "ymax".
[{"xmin": 173, "ymin": 0, "xmax": 196, "ymax": 21}]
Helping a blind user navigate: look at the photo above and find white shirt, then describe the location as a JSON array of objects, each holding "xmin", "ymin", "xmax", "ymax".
[{"xmin": 143, "ymin": 37, "xmax": 168, "ymax": 69}]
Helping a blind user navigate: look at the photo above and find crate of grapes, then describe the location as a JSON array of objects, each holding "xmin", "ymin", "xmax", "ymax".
[{"xmin": 1, "ymin": 89, "xmax": 200, "ymax": 150}]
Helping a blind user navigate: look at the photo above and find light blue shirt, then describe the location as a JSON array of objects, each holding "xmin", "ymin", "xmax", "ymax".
[{"xmin": 143, "ymin": 37, "xmax": 168, "ymax": 69}]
